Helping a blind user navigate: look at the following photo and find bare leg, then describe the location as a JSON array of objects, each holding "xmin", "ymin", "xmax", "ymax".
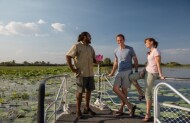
[
  {"xmin": 129, "ymin": 72, "xmax": 144, "ymax": 97},
  {"xmin": 119, "ymin": 89, "xmax": 125, "ymax": 112},
  {"xmin": 113, "ymin": 86, "xmax": 133, "ymax": 110},
  {"xmin": 146, "ymin": 100, "xmax": 152, "ymax": 117},
  {"xmin": 76, "ymin": 92, "xmax": 83, "ymax": 116},
  {"xmin": 85, "ymin": 91, "xmax": 91, "ymax": 109},
  {"xmin": 118, "ymin": 88, "xmax": 128, "ymax": 112},
  {"xmin": 132, "ymin": 80, "xmax": 144, "ymax": 96},
  {"xmin": 142, "ymin": 99, "xmax": 152, "ymax": 121},
  {"xmin": 119, "ymin": 100, "xmax": 125, "ymax": 112},
  {"xmin": 83, "ymin": 90, "xmax": 96, "ymax": 115}
]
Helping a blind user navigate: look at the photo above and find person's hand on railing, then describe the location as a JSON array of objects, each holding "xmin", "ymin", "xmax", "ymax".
[
  {"xmin": 108, "ymin": 72, "xmax": 114, "ymax": 77},
  {"xmin": 160, "ymin": 75, "xmax": 165, "ymax": 80}
]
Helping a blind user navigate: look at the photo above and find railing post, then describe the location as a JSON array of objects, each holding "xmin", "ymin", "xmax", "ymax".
[
  {"xmin": 37, "ymin": 81, "xmax": 45, "ymax": 123},
  {"xmin": 98, "ymin": 64, "xmax": 101, "ymax": 100},
  {"xmin": 154, "ymin": 85, "xmax": 159, "ymax": 123}
]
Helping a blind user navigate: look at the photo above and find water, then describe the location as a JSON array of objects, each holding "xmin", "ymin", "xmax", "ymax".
[
  {"xmin": 155, "ymin": 67, "xmax": 190, "ymax": 89},
  {"xmin": 133, "ymin": 67, "xmax": 190, "ymax": 88},
  {"xmin": 162, "ymin": 67, "xmax": 190, "ymax": 78},
  {"xmin": 0, "ymin": 67, "xmax": 190, "ymax": 122}
]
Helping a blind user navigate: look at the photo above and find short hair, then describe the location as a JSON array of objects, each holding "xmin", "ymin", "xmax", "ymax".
[{"xmin": 116, "ymin": 34, "xmax": 125, "ymax": 40}]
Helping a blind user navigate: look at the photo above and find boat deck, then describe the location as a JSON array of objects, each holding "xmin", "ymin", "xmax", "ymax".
[{"xmin": 55, "ymin": 104, "xmax": 153, "ymax": 123}]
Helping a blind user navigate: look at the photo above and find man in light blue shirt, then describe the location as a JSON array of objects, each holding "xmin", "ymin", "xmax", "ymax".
[{"xmin": 108, "ymin": 34, "xmax": 139, "ymax": 117}]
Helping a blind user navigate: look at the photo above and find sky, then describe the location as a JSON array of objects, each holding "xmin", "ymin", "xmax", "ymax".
[{"xmin": 0, "ymin": 0, "xmax": 190, "ymax": 64}]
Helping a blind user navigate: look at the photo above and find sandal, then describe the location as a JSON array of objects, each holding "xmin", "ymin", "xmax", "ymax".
[
  {"xmin": 83, "ymin": 108, "xmax": 96, "ymax": 116},
  {"xmin": 113, "ymin": 111, "xmax": 124, "ymax": 116},
  {"xmin": 129, "ymin": 105, "xmax": 136, "ymax": 117},
  {"xmin": 142, "ymin": 117, "xmax": 153, "ymax": 122},
  {"xmin": 139, "ymin": 95, "xmax": 145, "ymax": 101},
  {"xmin": 76, "ymin": 110, "xmax": 85, "ymax": 119}
]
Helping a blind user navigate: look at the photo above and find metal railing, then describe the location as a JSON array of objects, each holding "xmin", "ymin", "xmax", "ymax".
[
  {"xmin": 37, "ymin": 73, "xmax": 118, "ymax": 123},
  {"xmin": 93, "ymin": 74, "xmax": 122, "ymax": 108},
  {"xmin": 37, "ymin": 74, "xmax": 70, "ymax": 123},
  {"xmin": 37, "ymin": 73, "xmax": 190, "ymax": 123},
  {"xmin": 154, "ymin": 82, "xmax": 190, "ymax": 123}
]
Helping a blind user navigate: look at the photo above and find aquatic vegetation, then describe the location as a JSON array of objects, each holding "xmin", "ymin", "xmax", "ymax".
[
  {"xmin": 21, "ymin": 93, "xmax": 29, "ymax": 100},
  {"xmin": 0, "ymin": 98, "xmax": 4, "ymax": 104},
  {"xmin": 0, "ymin": 66, "xmax": 71, "ymax": 80},
  {"xmin": 11, "ymin": 92, "xmax": 21, "ymax": 100},
  {"xmin": 0, "ymin": 66, "xmax": 190, "ymax": 122}
]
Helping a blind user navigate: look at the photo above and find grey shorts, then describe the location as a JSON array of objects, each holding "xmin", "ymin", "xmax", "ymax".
[
  {"xmin": 114, "ymin": 70, "xmax": 132, "ymax": 88},
  {"xmin": 76, "ymin": 76, "xmax": 95, "ymax": 93}
]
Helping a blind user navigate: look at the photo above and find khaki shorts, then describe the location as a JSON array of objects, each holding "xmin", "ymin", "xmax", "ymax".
[
  {"xmin": 114, "ymin": 70, "xmax": 132, "ymax": 88},
  {"xmin": 76, "ymin": 76, "xmax": 95, "ymax": 93}
]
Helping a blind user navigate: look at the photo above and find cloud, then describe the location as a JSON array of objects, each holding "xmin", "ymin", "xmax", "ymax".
[
  {"xmin": 38, "ymin": 19, "xmax": 46, "ymax": 24},
  {"xmin": 161, "ymin": 48, "xmax": 190, "ymax": 54},
  {"xmin": 0, "ymin": 20, "xmax": 66, "ymax": 36},
  {"xmin": 51, "ymin": 23, "xmax": 65, "ymax": 32},
  {"xmin": 0, "ymin": 21, "xmax": 41, "ymax": 36}
]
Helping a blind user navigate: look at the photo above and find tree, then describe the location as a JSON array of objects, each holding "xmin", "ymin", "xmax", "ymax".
[
  {"xmin": 166, "ymin": 62, "xmax": 181, "ymax": 66},
  {"xmin": 103, "ymin": 58, "xmax": 112, "ymax": 66},
  {"xmin": 41, "ymin": 61, "xmax": 46, "ymax": 65},
  {"xmin": 23, "ymin": 61, "xmax": 30, "ymax": 66},
  {"xmin": 12, "ymin": 60, "xmax": 16, "ymax": 65},
  {"xmin": 34, "ymin": 61, "xmax": 40, "ymax": 65}
]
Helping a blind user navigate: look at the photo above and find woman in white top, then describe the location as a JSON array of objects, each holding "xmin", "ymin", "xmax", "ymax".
[{"xmin": 143, "ymin": 38, "xmax": 165, "ymax": 122}]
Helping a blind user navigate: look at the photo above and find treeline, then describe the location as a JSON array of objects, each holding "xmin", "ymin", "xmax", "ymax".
[
  {"xmin": 0, "ymin": 60, "xmax": 189, "ymax": 67},
  {"xmin": 0, "ymin": 58, "xmax": 114, "ymax": 66},
  {"xmin": 163, "ymin": 62, "xmax": 184, "ymax": 67},
  {"xmin": 0, "ymin": 58, "xmax": 143, "ymax": 67},
  {"xmin": 0, "ymin": 60, "xmax": 66, "ymax": 66}
]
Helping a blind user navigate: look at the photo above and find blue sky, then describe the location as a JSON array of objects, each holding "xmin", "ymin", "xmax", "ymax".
[{"xmin": 0, "ymin": 0, "xmax": 190, "ymax": 64}]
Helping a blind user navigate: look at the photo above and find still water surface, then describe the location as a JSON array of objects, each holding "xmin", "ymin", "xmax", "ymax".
[{"xmin": 156, "ymin": 67, "xmax": 190, "ymax": 88}]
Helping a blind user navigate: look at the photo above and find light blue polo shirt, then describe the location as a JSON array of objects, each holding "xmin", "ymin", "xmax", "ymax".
[{"xmin": 114, "ymin": 45, "xmax": 136, "ymax": 72}]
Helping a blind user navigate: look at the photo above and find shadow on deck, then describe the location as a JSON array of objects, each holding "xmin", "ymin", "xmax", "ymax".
[{"xmin": 55, "ymin": 104, "xmax": 153, "ymax": 123}]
